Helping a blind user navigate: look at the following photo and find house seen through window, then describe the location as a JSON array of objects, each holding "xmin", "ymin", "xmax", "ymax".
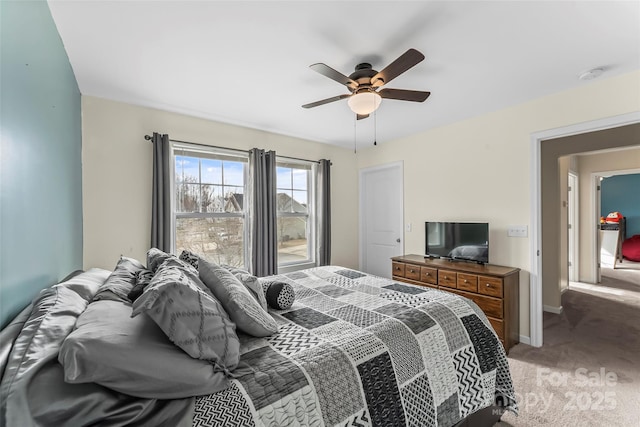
[{"xmin": 276, "ymin": 161, "xmax": 314, "ymax": 267}]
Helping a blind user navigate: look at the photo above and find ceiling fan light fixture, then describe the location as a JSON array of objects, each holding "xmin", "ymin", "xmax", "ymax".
[{"xmin": 348, "ymin": 91, "xmax": 382, "ymax": 115}]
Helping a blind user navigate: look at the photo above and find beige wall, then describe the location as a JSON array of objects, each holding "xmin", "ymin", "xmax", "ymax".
[
  {"xmin": 81, "ymin": 96, "xmax": 359, "ymax": 271},
  {"xmin": 355, "ymin": 70, "xmax": 640, "ymax": 339},
  {"xmin": 577, "ymin": 148, "xmax": 640, "ymax": 281}
]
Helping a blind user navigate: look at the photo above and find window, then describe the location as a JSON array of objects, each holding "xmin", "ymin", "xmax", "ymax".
[
  {"xmin": 172, "ymin": 144, "xmax": 248, "ymax": 268},
  {"xmin": 276, "ymin": 160, "xmax": 315, "ymax": 268}
]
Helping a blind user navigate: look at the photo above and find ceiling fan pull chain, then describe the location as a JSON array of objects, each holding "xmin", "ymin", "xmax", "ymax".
[
  {"xmin": 353, "ymin": 114, "xmax": 357, "ymax": 154},
  {"xmin": 373, "ymin": 109, "xmax": 377, "ymax": 146}
]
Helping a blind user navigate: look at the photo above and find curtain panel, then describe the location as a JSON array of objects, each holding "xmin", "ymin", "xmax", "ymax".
[
  {"xmin": 317, "ymin": 159, "xmax": 331, "ymax": 266},
  {"xmin": 248, "ymin": 148, "xmax": 278, "ymax": 276},
  {"xmin": 151, "ymin": 132, "xmax": 171, "ymax": 252}
]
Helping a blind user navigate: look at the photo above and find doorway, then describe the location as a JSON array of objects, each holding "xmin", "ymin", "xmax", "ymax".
[
  {"xmin": 530, "ymin": 113, "xmax": 640, "ymax": 347},
  {"xmin": 359, "ymin": 161, "xmax": 404, "ymax": 278}
]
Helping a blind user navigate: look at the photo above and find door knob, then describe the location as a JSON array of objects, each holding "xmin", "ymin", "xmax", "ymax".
[{"xmin": 396, "ymin": 238, "xmax": 401, "ymax": 243}]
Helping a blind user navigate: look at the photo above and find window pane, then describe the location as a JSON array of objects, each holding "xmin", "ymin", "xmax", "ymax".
[
  {"xmin": 224, "ymin": 186, "xmax": 244, "ymax": 212},
  {"xmin": 201, "ymin": 185, "xmax": 223, "ymax": 213},
  {"xmin": 223, "ymin": 161, "xmax": 244, "ymax": 186},
  {"xmin": 277, "ymin": 216, "xmax": 308, "ymax": 264},
  {"xmin": 276, "ymin": 191, "xmax": 293, "ymax": 213},
  {"xmin": 176, "ymin": 183, "xmax": 200, "ymax": 213},
  {"xmin": 201, "ymin": 159, "xmax": 222, "ymax": 184},
  {"xmin": 276, "ymin": 167, "xmax": 292, "ymax": 188},
  {"xmin": 292, "ymin": 190, "xmax": 308, "ymax": 213},
  {"xmin": 176, "ymin": 217, "xmax": 245, "ymax": 268},
  {"xmin": 292, "ymin": 169, "xmax": 307, "ymax": 190},
  {"xmin": 176, "ymin": 156, "xmax": 200, "ymax": 183}
]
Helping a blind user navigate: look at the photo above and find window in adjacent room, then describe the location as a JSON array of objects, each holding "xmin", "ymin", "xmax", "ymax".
[
  {"xmin": 172, "ymin": 143, "xmax": 248, "ymax": 268},
  {"xmin": 276, "ymin": 159, "xmax": 315, "ymax": 269}
]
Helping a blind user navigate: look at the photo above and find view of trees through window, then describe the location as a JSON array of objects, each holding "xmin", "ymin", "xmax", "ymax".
[{"xmin": 174, "ymin": 154, "xmax": 246, "ymax": 267}]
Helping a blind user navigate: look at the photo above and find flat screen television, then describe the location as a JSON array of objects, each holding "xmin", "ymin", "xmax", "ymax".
[{"xmin": 425, "ymin": 222, "xmax": 489, "ymax": 264}]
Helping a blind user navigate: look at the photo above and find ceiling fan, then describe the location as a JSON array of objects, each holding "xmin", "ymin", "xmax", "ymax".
[{"xmin": 302, "ymin": 48, "xmax": 431, "ymax": 120}]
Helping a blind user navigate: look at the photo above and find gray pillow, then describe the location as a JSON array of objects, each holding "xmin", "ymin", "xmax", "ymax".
[
  {"xmin": 179, "ymin": 249, "xmax": 199, "ymax": 271},
  {"xmin": 93, "ymin": 256, "xmax": 145, "ymax": 303},
  {"xmin": 222, "ymin": 266, "xmax": 268, "ymax": 311},
  {"xmin": 127, "ymin": 268, "xmax": 154, "ymax": 303},
  {"xmin": 199, "ymin": 260, "xmax": 278, "ymax": 337},
  {"xmin": 59, "ymin": 300, "xmax": 229, "ymax": 399},
  {"xmin": 146, "ymin": 247, "xmax": 174, "ymax": 273},
  {"xmin": 131, "ymin": 258, "xmax": 240, "ymax": 371}
]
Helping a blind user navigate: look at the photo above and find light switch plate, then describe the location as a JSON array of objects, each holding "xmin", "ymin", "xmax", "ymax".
[{"xmin": 508, "ymin": 225, "xmax": 528, "ymax": 237}]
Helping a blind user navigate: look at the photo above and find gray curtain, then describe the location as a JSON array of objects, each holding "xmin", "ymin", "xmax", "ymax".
[
  {"xmin": 317, "ymin": 159, "xmax": 331, "ymax": 266},
  {"xmin": 248, "ymin": 148, "xmax": 277, "ymax": 276},
  {"xmin": 151, "ymin": 132, "xmax": 171, "ymax": 251}
]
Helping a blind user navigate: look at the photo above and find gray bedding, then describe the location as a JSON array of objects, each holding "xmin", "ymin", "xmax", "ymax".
[{"xmin": 0, "ymin": 265, "xmax": 517, "ymax": 427}]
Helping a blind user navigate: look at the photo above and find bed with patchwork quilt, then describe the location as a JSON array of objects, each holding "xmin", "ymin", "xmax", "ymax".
[
  {"xmin": 0, "ymin": 252, "xmax": 517, "ymax": 427},
  {"xmin": 195, "ymin": 266, "xmax": 517, "ymax": 427}
]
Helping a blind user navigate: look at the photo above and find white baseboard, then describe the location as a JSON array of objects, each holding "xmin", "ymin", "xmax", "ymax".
[
  {"xmin": 543, "ymin": 305, "xmax": 563, "ymax": 314},
  {"xmin": 518, "ymin": 335, "xmax": 531, "ymax": 345}
]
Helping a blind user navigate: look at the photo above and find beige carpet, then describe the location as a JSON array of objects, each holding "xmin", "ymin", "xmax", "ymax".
[{"xmin": 496, "ymin": 264, "xmax": 640, "ymax": 426}]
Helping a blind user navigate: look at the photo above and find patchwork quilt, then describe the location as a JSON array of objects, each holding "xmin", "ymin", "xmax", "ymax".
[{"xmin": 194, "ymin": 266, "xmax": 517, "ymax": 427}]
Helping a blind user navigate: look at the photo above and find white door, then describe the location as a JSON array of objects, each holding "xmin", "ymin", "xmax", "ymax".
[
  {"xmin": 359, "ymin": 162, "xmax": 403, "ymax": 278},
  {"xmin": 568, "ymin": 173, "xmax": 579, "ymax": 282}
]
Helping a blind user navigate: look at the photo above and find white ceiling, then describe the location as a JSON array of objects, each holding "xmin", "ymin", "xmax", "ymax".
[{"xmin": 48, "ymin": 1, "xmax": 640, "ymax": 149}]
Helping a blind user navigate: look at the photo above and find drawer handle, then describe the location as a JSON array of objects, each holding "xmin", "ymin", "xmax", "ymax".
[
  {"xmin": 395, "ymin": 267, "xmax": 400, "ymax": 270},
  {"xmin": 463, "ymin": 279, "xmax": 468, "ymax": 283},
  {"xmin": 424, "ymin": 272, "xmax": 430, "ymax": 276},
  {"xmin": 409, "ymin": 269, "xmax": 415, "ymax": 273},
  {"xmin": 485, "ymin": 283, "xmax": 491, "ymax": 287},
  {"xmin": 443, "ymin": 275, "xmax": 448, "ymax": 279}
]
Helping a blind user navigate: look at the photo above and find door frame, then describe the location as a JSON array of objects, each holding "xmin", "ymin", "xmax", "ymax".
[
  {"xmin": 529, "ymin": 111, "xmax": 640, "ymax": 347},
  {"xmin": 359, "ymin": 161, "xmax": 404, "ymax": 273},
  {"xmin": 568, "ymin": 171, "xmax": 579, "ymax": 283}
]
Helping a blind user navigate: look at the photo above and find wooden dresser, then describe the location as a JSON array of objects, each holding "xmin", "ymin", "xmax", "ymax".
[{"xmin": 391, "ymin": 254, "xmax": 520, "ymax": 353}]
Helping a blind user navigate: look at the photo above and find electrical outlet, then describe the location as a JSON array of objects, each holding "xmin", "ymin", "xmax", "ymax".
[
  {"xmin": 508, "ymin": 225, "xmax": 528, "ymax": 237},
  {"xmin": 405, "ymin": 223, "xmax": 412, "ymax": 232}
]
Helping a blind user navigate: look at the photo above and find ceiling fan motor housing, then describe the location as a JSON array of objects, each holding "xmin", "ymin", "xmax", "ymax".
[{"xmin": 349, "ymin": 63, "xmax": 381, "ymax": 88}]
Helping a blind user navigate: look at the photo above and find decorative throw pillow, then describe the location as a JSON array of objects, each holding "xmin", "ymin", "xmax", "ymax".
[
  {"xmin": 93, "ymin": 256, "xmax": 145, "ymax": 303},
  {"xmin": 127, "ymin": 268, "xmax": 154, "ymax": 303},
  {"xmin": 222, "ymin": 266, "xmax": 268, "ymax": 311},
  {"xmin": 261, "ymin": 280, "xmax": 296, "ymax": 310},
  {"xmin": 199, "ymin": 259, "xmax": 278, "ymax": 337},
  {"xmin": 146, "ymin": 247, "xmax": 174, "ymax": 273},
  {"xmin": 132, "ymin": 259, "xmax": 239, "ymax": 371},
  {"xmin": 179, "ymin": 250, "xmax": 200, "ymax": 271}
]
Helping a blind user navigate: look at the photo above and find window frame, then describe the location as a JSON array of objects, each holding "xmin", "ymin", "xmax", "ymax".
[
  {"xmin": 170, "ymin": 142, "xmax": 250, "ymax": 269},
  {"xmin": 276, "ymin": 158, "xmax": 317, "ymax": 273}
]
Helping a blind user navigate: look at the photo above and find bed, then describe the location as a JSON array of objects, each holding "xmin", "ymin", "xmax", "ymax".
[{"xmin": 0, "ymin": 250, "xmax": 517, "ymax": 427}]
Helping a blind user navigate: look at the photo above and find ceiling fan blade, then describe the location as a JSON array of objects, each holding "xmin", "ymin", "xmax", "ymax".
[
  {"xmin": 302, "ymin": 94, "xmax": 350, "ymax": 109},
  {"xmin": 310, "ymin": 63, "xmax": 358, "ymax": 90},
  {"xmin": 357, "ymin": 114, "xmax": 369, "ymax": 120},
  {"xmin": 379, "ymin": 88, "xmax": 431, "ymax": 102},
  {"xmin": 371, "ymin": 48, "xmax": 425, "ymax": 86}
]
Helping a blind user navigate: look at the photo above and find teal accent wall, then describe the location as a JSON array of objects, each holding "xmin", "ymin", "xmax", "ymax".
[
  {"xmin": 1, "ymin": 1, "xmax": 83, "ymax": 328},
  {"xmin": 601, "ymin": 174, "xmax": 640, "ymax": 239}
]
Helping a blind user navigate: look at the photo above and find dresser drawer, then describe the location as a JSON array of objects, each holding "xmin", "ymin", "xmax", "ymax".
[
  {"xmin": 438, "ymin": 270, "xmax": 457, "ymax": 288},
  {"xmin": 488, "ymin": 317, "xmax": 504, "ymax": 340},
  {"xmin": 420, "ymin": 267, "xmax": 438, "ymax": 285},
  {"xmin": 392, "ymin": 262, "xmax": 405, "ymax": 277},
  {"xmin": 405, "ymin": 264, "xmax": 421, "ymax": 281},
  {"xmin": 449, "ymin": 289, "xmax": 503, "ymax": 319},
  {"xmin": 478, "ymin": 276, "xmax": 503, "ymax": 298},
  {"xmin": 457, "ymin": 273, "xmax": 478, "ymax": 292}
]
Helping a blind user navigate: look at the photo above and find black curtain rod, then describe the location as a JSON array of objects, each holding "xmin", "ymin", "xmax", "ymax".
[{"xmin": 144, "ymin": 134, "xmax": 329, "ymax": 165}]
